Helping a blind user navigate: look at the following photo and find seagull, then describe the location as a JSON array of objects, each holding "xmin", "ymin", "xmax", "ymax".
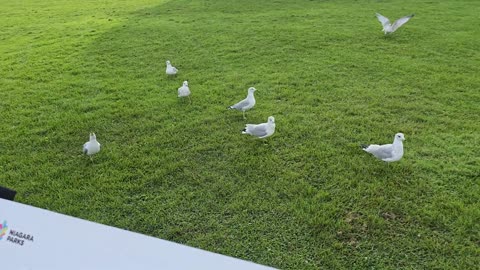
[
  {"xmin": 375, "ymin": 13, "xmax": 414, "ymax": 35},
  {"xmin": 165, "ymin": 60, "xmax": 178, "ymax": 75},
  {"xmin": 228, "ymin": 87, "xmax": 256, "ymax": 119},
  {"xmin": 83, "ymin": 133, "xmax": 101, "ymax": 161},
  {"xmin": 242, "ymin": 116, "xmax": 276, "ymax": 139},
  {"xmin": 361, "ymin": 133, "xmax": 405, "ymax": 162},
  {"xmin": 178, "ymin": 80, "xmax": 191, "ymax": 103}
]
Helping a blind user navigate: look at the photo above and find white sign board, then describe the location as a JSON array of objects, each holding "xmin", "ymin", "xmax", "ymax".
[{"xmin": 0, "ymin": 199, "xmax": 276, "ymax": 270}]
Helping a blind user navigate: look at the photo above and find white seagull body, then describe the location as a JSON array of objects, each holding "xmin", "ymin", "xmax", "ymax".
[
  {"xmin": 178, "ymin": 81, "xmax": 191, "ymax": 97},
  {"xmin": 362, "ymin": 133, "xmax": 405, "ymax": 162},
  {"xmin": 242, "ymin": 116, "xmax": 276, "ymax": 139},
  {"xmin": 83, "ymin": 133, "xmax": 101, "ymax": 158},
  {"xmin": 376, "ymin": 13, "xmax": 414, "ymax": 34},
  {"xmin": 165, "ymin": 60, "xmax": 178, "ymax": 75},
  {"xmin": 228, "ymin": 87, "xmax": 256, "ymax": 119}
]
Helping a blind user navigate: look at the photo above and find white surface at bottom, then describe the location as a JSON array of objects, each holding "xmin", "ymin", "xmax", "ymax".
[{"xmin": 0, "ymin": 199, "xmax": 275, "ymax": 270}]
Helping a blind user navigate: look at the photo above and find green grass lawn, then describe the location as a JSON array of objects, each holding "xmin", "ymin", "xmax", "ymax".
[{"xmin": 1, "ymin": 0, "xmax": 479, "ymax": 268}]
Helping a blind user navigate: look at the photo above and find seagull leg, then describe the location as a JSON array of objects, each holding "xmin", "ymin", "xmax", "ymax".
[
  {"xmin": 188, "ymin": 96, "xmax": 192, "ymax": 104},
  {"xmin": 243, "ymin": 111, "xmax": 246, "ymax": 119}
]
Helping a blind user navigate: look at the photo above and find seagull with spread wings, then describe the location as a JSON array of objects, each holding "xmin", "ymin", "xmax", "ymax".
[{"xmin": 376, "ymin": 13, "xmax": 414, "ymax": 35}]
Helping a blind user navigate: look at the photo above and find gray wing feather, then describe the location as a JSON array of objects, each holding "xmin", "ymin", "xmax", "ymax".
[
  {"xmin": 369, "ymin": 144, "xmax": 394, "ymax": 159},
  {"xmin": 376, "ymin": 13, "xmax": 391, "ymax": 27},
  {"xmin": 392, "ymin": 14, "xmax": 414, "ymax": 31},
  {"xmin": 247, "ymin": 124, "xmax": 268, "ymax": 137},
  {"xmin": 231, "ymin": 98, "xmax": 250, "ymax": 110},
  {"xmin": 250, "ymin": 128, "xmax": 268, "ymax": 137}
]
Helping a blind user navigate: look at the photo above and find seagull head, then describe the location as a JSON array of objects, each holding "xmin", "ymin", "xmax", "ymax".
[
  {"xmin": 166, "ymin": 60, "xmax": 171, "ymax": 66},
  {"xmin": 268, "ymin": 116, "xmax": 275, "ymax": 124},
  {"xmin": 183, "ymin": 81, "xmax": 188, "ymax": 86},
  {"xmin": 248, "ymin": 87, "xmax": 256, "ymax": 94},
  {"xmin": 89, "ymin": 133, "xmax": 97, "ymax": 141},
  {"xmin": 395, "ymin": 133, "xmax": 405, "ymax": 141}
]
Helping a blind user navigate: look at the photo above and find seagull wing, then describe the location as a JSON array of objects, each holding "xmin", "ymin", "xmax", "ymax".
[
  {"xmin": 178, "ymin": 87, "xmax": 190, "ymax": 97},
  {"xmin": 375, "ymin": 13, "xmax": 391, "ymax": 27},
  {"xmin": 365, "ymin": 144, "xmax": 394, "ymax": 159},
  {"xmin": 231, "ymin": 98, "xmax": 250, "ymax": 110},
  {"xmin": 391, "ymin": 14, "xmax": 414, "ymax": 32},
  {"xmin": 245, "ymin": 123, "xmax": 268, "ymax": 137}
]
